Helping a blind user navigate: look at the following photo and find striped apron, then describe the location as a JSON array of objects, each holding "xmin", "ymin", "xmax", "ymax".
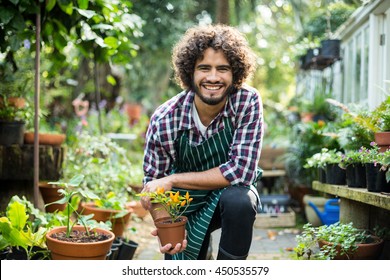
[{"xmin": 171, "ymin": 118, "xmax": 260, "ymax": 260}]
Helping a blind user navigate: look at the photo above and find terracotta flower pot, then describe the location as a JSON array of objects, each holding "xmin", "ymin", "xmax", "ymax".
[
  {"xmin": 81, "ymin": 202, "xmax": 132, "ymax": 238},
  {"xmin": 24, "ymin": 132, "xmax": 66, "ymax": 146},
  {"xmin": 374, "ymin": 132, "xmax": 390, "ymax": 152},
  {"xmin": 45, "ymin": 226, "xmax": 114, "ymax": 260},
  {"xmin": 318, "ymin": 235, "xmax": 384, "ymax": 260},
  {"xmin": 39, "ymin": 182, "xmax": 66, "ymax": 213},
  {"xmin": 154, "ymin": 216, "xmax": 187, "ymax": 247},
  {"xmin": 0, "ymin": 97, "xmax": 26, "ymax": 108}
]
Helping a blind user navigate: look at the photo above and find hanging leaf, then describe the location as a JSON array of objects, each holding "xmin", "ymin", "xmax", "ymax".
[
  {"xmin": 104, "ymin": 36, "xmax": 119, "ymax": 49},
  {"xmin": 75, "ymin": 8, "xmax": 96, "ymax": 19}
]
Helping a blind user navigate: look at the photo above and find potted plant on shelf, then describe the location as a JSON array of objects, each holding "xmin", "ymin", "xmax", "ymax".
[
  {"xmin": 0, "ymin": 54, "xmax": 33, "ymax": 146},
  {"xmin": 137, "ymin": 187, "xmax": 193, "ymax": 248},
  {"xmin": 45, "ymin": 174, "xmax": 115, "ymax": 260},
  {"xmin": 294, "ymin": 222, "xmax": 384, "ymax": 260},
  {"xmin": 0, "ymin": 93, "xmax": 32, "ymax": 146},
  {"xmin": 0, "ymin": 195, "xmax": 50, "ymax": 260},
  {"xmin": 373, "ymin": 94, "xmax": 390, "ymax": 152},
  {"xmin": 321, "ymin": 149, "xmax": 346, "ymax": 185}
]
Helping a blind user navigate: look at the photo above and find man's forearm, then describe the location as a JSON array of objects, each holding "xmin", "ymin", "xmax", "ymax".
[{"xmin": 170, "ymin": 167, "xmax": 230, "ymax": 190}]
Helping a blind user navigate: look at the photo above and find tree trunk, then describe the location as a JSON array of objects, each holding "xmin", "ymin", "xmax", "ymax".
[{"xmin": 216, "ymin": 0, "xmax": 230, "ymax": 24}]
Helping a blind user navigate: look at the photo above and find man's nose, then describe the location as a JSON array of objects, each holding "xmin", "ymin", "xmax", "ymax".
[{"xmin": 207, "ymin": 69, "xmax": 219, "ymax": 81}]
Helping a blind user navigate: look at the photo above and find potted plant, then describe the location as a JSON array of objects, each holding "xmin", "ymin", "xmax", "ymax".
[
  {"xmin": 45, "ymin": 175, "xmax": 115, "ymax": 260},
  {"xmin": 373, "ymin": 94, "xmax": 390, "ymax": 152},
  {"xmin": 294, "ymin": 222, "xmax": 384, "ymax": 260},
  {"xmin": 116, "ymin": 227, "xmax": 139, "ymax": 260},
  {"xmin": 80, "ymin": 191, "xmax": 132, "ymax": 238},
  {"xmin": 339, "ymin": 148, "xmax": 369, "ymax": 188},
  {"xmin": 0, "ymin": 93, "xmax": 32, "ymax": 146},
  {"xmin": 304, "ymin": 148, "xmax": 334, "ymax": 183},
  {"xmin": 0, "ymin": 52, "xmax": 33, "ymax": 146},
  {"xmin": 137, "ymin": 187, "xmax": 193, "ymax": 248},
  {"xmin": 0, "ymin": 195, "xmax": 50, "ymax": 260},
  {"xmin": 321, "ymin": 149, "xmax": 346, "ymax": 185},
  {"xmin": 38, "ymin": 181, "xmax": 66, "ymax": 213}
]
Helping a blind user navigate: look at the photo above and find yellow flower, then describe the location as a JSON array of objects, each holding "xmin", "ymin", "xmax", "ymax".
[
  {"xmin": 156, "ymin": 187, "xmax": 165, "ymax": 195},
  {"xmin": 137, "ymin": 186, "xmax": 193, "ymax": 223},
  {"xmin": 185, "ymin": 191, "xmax": 193, "ymax": 202},
  {"xmin": 173, "ymin": 191, "xmax": 180, "ymax": 203}
]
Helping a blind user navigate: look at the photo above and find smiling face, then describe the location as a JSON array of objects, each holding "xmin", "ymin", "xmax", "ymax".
[{"xmin": 192, "ymin": 48, "xmax": 234, "ymax": 106}]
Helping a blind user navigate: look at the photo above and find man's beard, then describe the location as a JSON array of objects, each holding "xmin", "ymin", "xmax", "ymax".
[{"xmin": 192, "ymin": 82, "xmax": 236, "ymax": 106}]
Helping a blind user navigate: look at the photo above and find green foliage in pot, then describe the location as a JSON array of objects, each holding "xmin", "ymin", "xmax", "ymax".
[
  {"xmin": 0, "ymin": 196, "xmax": 49, "ymax": 260},
  {"xmin": 0, "ymin": 96, "xmax": 31, "ymax": 122},
  {"xmin": 373, "ymin": 95, "xmax": 390, "ymax": 132},
  {"xmin": 47, "ymin": 175, "xmax": 111, "ymax": 238},
  {"xmin": 61, "ymin": 132, "xmax": 133, "ymax": 200},
  {"xmin": 304, "ymin": 148, "xmax": 335, "ymax": 169},
  {"xmin": 92, "ymin": 191, "xmax": 129, "ymax": 220},
  {"xmin": 294, "ymin": 222, "xmax": 376, "ymax": 260}
]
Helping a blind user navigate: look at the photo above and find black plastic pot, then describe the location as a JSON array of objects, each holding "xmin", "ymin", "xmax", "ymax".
[
  {"xmin": 365, "ymin": 163, "xmax": 390, "ymax": 192},
  {"xmin": 326, "ymin": 164, "xmax": 346, "ymax": 185},
  {"xmin": 320, "ymin": 39, "xmax": 341, "ymax": 58},
  {"xmin": 365, "ymin": 163, "xmax": 382, "ymax": 192},
  {"xmin": 0, "ymin": 121, "xmax": 25, "ymax": 146},
  {"xmin": 318, "ymin": 167, "xmax": 327, "ymax": 183},
  {"xmin": 117, "ymin": 239, "xmax": 138, "ymax": 260},
  {"xmin": 346, "ymin": 164, "xmax": 366, "ymax": 188}
]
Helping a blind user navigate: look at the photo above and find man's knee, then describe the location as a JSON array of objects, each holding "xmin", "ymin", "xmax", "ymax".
[{"xmin": 219, "ymin": 187, "xmax": 258, "ymax": 216}]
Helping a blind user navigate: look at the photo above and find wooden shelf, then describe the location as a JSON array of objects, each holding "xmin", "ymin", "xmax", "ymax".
[
  {"xmin": 313, "ymin": 181, "xmax": 390, "ymax": 211},
  {"xmin": 312, "ymin": 181, "xmax": 390, "ymax": 230}
]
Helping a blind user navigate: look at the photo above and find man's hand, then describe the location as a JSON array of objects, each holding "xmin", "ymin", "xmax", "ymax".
[
  {"xmin": 140, "ymin": 176, "xmax": 175, "ymax": 210},
  {"xmin": 151, "ymin": 228, "xmax": 187, "ymax": 255}
]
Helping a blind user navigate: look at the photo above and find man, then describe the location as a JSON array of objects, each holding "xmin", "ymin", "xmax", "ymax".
[{"xmin": 141, "ymin": 24, "xmax": 263, "ymax": 260}]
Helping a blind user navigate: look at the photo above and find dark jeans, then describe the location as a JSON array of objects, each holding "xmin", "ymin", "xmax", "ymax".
[{"xmin": 165, "ymin": 186, "xmax": 258, "ymax": 260}]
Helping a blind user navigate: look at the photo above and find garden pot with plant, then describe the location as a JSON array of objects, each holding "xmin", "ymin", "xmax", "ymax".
[
  {"xmin": 294, "ymin": 222, "xmax": 384, "ymax": 260},
  {"xmin": 0, "ymin": 195, "xmax": 50, "ymax": 260},
  {"xmin": 39, "ymin": 182, "xmax": 66, "ymax": 213},
  {"xmin": 0, "ymin": 93, "xmax": 31, "ymax": 146},
  {"xmin": 80, "ymin": 191, "xmax": 132, "ymax": 238},
  {"xmin": 138, "ymin": 187, "xmax": 193, "ymax": 248},
  {"xmin": 24, "ymin": 132, "xmax": 66, "ymax": 146},
  {"xmin": 44, "ymin": 175, "xmax": 115, "ymax": 260}
]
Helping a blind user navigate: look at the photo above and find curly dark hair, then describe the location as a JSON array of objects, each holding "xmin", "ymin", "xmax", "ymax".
[{"xmin": 172, "ymin": 24, "xmax": 257, "ymax": 90}]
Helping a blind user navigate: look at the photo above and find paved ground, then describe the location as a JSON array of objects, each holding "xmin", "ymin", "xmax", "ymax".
[{"xmin": 130, "ymin": 214, "xmax": 301, "ymax": 260}]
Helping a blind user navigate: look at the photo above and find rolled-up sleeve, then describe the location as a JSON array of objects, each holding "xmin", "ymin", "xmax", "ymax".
[{"xmin": 219, "ymin": 92, "xmax": 263, "ymax": 186}]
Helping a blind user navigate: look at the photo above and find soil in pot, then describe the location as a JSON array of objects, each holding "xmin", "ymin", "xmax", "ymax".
[
  {"xmin": 154, "ymin": 216, "xmax": 187, "ymax": 248},
  {"xmin": 46, "ymin": 225, "xmax": 115, "ymax": 260}
]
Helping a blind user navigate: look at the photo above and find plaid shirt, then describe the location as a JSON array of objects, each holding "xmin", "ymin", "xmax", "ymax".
[{"xmin": 143, "ymin": 85, "xmax": 263, "ymax": 187}]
